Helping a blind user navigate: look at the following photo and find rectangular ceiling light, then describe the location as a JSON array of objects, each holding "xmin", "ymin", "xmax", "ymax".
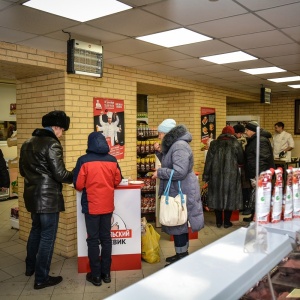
[
  {"xmin": 200, "ymin": 51, "xmax": 257, "ymax": 64},
  {"xmin": 136, "ymin": 28, "xmax": 212, "ymax": 48},
  {"xmin": 23, "ymin": 0, "xmax": 132, "ymax": 22},
  {"xmin": 240, "ymin": 67, "xmax": 286, "ymax": 75},
  {"xmin": 268, "ymin": 76, "xmax": 300, "ymax": 83},
  {"xmin": 288, "ymin": 84, "xmax": 300, "ymax": 89}
]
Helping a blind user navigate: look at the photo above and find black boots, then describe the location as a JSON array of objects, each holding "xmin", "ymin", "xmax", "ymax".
[
  {"xmin": 243, "ymin": 211, "xmax": 254, "ymax": 222},
  {"xmin": 165, "ymin": 251, "xmax": 189, "ymax": 266}
]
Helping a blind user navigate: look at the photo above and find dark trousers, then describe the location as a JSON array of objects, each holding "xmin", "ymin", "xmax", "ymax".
[
  {"xmin": 173, "ymin": 233, "xmax": 189, "ymax": 254},
  {"xmin": 215, "ymin": 210, "xmax": 232, "ymax": 225},
  {"xmin": 26, "ymin": 212, "xmax": 59, "ymax": 284},
  {"xmin": 85, "ymin": 213, "xmax": 112, "ymax": 277}
]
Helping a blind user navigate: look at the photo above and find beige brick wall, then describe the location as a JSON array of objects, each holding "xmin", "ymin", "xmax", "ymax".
[
  {"xmin": 5, "ymin": 40, "xmax": 299, "ymax": 257},
  {"xmin": 227, "ymin": 94, "xmax": 300, "ymax": 140}
]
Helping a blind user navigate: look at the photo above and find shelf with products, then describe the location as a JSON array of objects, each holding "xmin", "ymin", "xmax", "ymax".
[
  {"xmin": 137, "ymin": 123, "xmax": 158, "ymax": 140},
  {"xmin": 136, "ymin": 126, "xmax": 158, "ymax": 222}
]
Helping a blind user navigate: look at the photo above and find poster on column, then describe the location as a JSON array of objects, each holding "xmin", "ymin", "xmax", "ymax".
[
  {"xmin": 93, "ymin": 97, "xmax": 125, "ymax": 159},
  {"xmin": 201, "ymin": 107, "xmax": 216, "ymax": 149}
]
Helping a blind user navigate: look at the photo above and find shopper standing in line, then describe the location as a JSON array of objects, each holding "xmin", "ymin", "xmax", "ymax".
[
  {"xmin": 152, "ymin": 119, "xmax": 204, "ymax": 266},
  {"xmin": 203, "ymin": 126, "xmax": 244, "ymax": 228},
  {"xmin": 0, "ymin": 149, "xmax": 10, "ymax": 192},
  {"xmin": 243, "ymin": 121, "xmax": 275, "ymax": 222},
  {"xmin": 233, "ymin": 124, "xmax": 251, "ymax": 215},
  {"xmin": 73, "ymin": 132, "xmax": 122, "ymax": 286},
  {"xmin": 273, "ymin": 121, "xmax": 294, "ymax": 162},
  {"xmin": 19, "ymin": 110, "xmax": 73, "ymax": 289}
]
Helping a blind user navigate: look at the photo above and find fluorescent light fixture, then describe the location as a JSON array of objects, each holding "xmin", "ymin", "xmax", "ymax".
[
  {"xmin": 23, "ymin": 0, "xmax": 132, "ymax": 22},
  {"xmin": 288, "ymin": 84, "xmax": 300, "ymax": 89},
  {"xmin": 268, "ymin": 76, "xmax": 300, "ymax": 83},
  {"xmin": 200, "ymin": 51, "xmax": 257, "ymax": 64},
  {"xmin": 240, "ymin": 67, "xmax": 286, "ymax": 75},
  {"xmin": 136, "ymin": 28, "xmax": 212, "ymax": 48}
]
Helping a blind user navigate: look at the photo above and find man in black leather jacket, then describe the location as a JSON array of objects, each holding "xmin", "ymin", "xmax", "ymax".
[{"xmin": 19, "ymin": 110, "xmax": 73, "ymax": 290}]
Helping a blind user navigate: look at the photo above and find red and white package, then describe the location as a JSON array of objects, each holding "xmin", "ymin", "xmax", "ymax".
[
  {"xmin": 271, "ymin": 167, "xmax": 283, "ymax": 223},
  {"xmin": 256, "ymin": 169, "xmax": 274, "ymax": 224},
  {"xmin": 283, "ymin": 167, "xmax": 293, "ymax": 221},
  {"xmin": 292, "ymin": 168, "xmax": 300, "ymax": 218}
]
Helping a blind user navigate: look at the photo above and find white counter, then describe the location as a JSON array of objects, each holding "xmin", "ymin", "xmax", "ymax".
[
  {"xmin": 105, "ymin": 227, "xmax": 292, "ymax": 300},
  {"xmin": 76, "ymin": 184, "xmax": 142, "ymax": 272},
  {"xmin": 262, "ymin": 219, "xmax": 300, "ymax": 248}
]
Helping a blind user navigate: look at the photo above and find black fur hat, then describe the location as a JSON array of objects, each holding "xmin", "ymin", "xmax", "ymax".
[{"xmin": 42, "ymin": 110, "xmax": 70, "ymax": 131}]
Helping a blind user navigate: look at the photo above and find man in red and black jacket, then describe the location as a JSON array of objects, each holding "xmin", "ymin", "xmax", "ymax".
[{"xmin": 73, "ymin": 131, "xmax": 122, "ymax": 287}]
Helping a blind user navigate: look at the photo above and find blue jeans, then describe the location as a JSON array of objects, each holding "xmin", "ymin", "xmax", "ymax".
[
  {"xmin": 173, "ymin": 233, "xmax": 189, "ymax": 254},
  {"xmin": 26, "ymin": 212, "xmax": 59, "ymax": 283},
  {"xmin": 85, "ymin": 213, "xmax": 112, "ymax": 277}
]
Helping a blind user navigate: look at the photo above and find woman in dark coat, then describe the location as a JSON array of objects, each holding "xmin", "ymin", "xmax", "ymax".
[
  {"xmin": 203, "ymin": 126, "xmax": 244, "ymax": 228},
  {"xmin": 152, "ymin": 119, "xmax": 204, "ymax": 266}
]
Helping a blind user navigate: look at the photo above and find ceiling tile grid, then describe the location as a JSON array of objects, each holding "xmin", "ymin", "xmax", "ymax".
[{"xmin": 0, "ymin": 0, "xmax": 299, "ymax": 94}]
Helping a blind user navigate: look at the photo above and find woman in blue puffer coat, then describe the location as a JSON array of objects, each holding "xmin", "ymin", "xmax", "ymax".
[{"xmin": 152, "ymin": 119, "xmax": 204, "ymax": 266}]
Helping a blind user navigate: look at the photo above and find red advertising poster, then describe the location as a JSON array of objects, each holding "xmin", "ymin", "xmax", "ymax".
[
  {"xmin": 93, "ymin": 97, "xmax": 125, "ymax": 159},
  {"xmin": 201, "ymin": 107, "xmax": 216, "ymax": 149}
]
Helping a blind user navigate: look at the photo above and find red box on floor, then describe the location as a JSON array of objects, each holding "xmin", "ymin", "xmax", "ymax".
[
  {"xmin": 230, "ymin": 210, "xmax": 239, "ymax": 221},
  {"xmin": 170, "ymin": 227, "xmax": 198, "ymax": 241}
]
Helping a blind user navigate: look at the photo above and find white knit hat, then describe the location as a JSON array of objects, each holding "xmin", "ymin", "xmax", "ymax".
[{"xmin": 158, "ymin": 119, "xmax": 176, "ymax": 133}]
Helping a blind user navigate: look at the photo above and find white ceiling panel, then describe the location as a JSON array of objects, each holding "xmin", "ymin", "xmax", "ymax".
[
  {"xmin": 246, "ymin": 43, "xmax": 300, "ymax": 58},
  {"xmin": 187, "ymin": 65, "xmax": 233, "ymax": 74},
  {"xmin": 221, "ymin": 30, "xmax": 294, "ymax": 49},
  {"xmin": 101, "ymin": 38, "xmax": 163, "ymax": 56},
  {"xmin": 188, "ymin": 14, "xmax": 274, "ymax": 39},
  {"xmin": 162, "ymin": 58, "xmax": 212, "ymax": 69},
  {"xmin": 282, "ymin": 26, "xmax": 300, "ymax": 43},
  {"xmin": 87, "ymin": 9, "xmax": 177, "ymax": 37},
  {"xmin": 18, "ymin": 36, "xmax": 67, "ymax": 53},
  {"xmin": 46, "ymin": 24, "xmax": 126, "ymax": 45},
  {"xmin": 256, "ymin": 3, "xmax": 300, "ymax": 28},
  {"xmin": 173, "ymin": 40, "xmax": 237, "ymax": 57},
  {"xmin": 235, "ymin": 0, "xmax": 300, "ymax": 11},
  {"xmin": 0, "ymin": 5, "xmax": 78, "ymax": 34},
  {"xmin": 134, "ymin": 63, "xmax": 176, "ymax": 73},
  {"xmin": 0, "ymin": 27, "xmax": 36, "ymax": 43},
  {"xmin": 264, "ymin": 54, "xmax": 300, "ymax": 66},
  {"xmin": 134, "ymin": 49, "xmax": 191, "ymax": 62},
  {"xmin": 105, "ymin": 55, "xmax": 152, "ymax": 67},
  {"xmin": 142, "ymin": 0, "xmax": 247, "ymax": 26}
]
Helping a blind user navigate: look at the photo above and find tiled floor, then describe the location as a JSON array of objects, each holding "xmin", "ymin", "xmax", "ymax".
[{"xmin": 0, "ymin": 199, "xmax": 248, "ymax": 300}]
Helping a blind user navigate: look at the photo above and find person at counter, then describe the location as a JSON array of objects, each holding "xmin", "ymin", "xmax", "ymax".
[
  {"xmin": 203, "ymin": 126, "xmax": 244, "ymax": 228},
  {"xmin": 243, "ymin": 121, "xmax": 275, "ymax": 222},
  {"xmin": 73, "ymin": 131, "xmax": 122, "ymax": 287},
  {"xmin": 19, "ymin": 110, "xmax": 73, "ymax": 290},
  {"xmin": 152, "ymin": 119, "xmax": 204, "ymax": 267},
  {"xmin": 273, "ymin": 122, "xmax": 294, "ymax": 162}
]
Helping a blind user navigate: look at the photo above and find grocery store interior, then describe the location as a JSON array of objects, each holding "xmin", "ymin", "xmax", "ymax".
[{"xmin": 1, "ymin": 0, "xmax": 300, "ymax": 299}]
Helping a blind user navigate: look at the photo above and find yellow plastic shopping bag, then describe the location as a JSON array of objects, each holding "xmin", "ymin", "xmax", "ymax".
[{"xmin": 141, "ymin": 223, "xmax": 160, "ymax": 263}]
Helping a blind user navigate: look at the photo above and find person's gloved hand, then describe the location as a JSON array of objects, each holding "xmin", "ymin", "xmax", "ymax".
[{"xmin": 279, "ymin": 151, "xmax": 286, "ymax": 158}]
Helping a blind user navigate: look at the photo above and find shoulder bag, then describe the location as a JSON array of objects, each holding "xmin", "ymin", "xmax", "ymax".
[{"xmin": 159, "ymin": 170, "xmax": 187, "ymax": 226}]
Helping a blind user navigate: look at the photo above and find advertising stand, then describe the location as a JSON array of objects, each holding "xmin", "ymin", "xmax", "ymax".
[{"xmin": 76, "ymin": 184, "xmax": 142, "ymax": 272}]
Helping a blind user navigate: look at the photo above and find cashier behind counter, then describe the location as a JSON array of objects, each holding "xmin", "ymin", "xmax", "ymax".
[{"xmin": 273, "ymin": 122, "xmax": 294, "ymax": 163}]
